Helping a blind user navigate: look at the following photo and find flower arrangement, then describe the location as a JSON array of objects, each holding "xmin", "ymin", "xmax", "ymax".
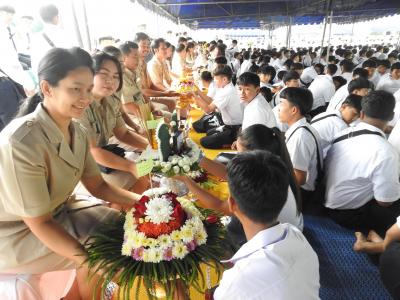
[
  {"xmin": 121, "ymin": 188, "xmax": 207, "ymax": 262},
  {"xmin": 177, "ymin": 79, "xmax": 195, "ymax": 94},
  {"xmin": 85, "ymin": 188, "xmax": 232, "ymax": 300}
]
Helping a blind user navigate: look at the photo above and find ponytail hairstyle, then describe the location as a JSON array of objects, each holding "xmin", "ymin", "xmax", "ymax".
[
  {"xmin": 92, "ymin": 51, "xmax": 123, "ymax": 92},
  {"xmin": 237, "ymin": 124, "xmax": 302, "ymax": 214},
  {"xmin": 17, "ymin": 47, "xmax": 94, "ymax": 117}
]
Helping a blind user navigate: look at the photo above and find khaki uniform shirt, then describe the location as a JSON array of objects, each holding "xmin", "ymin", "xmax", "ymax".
[
  {"xmin": 137, "ymin": 59, "xmax": 153, "ymax": 90},
  {"xmin": 121, "ymin": 68, "xmax": 145, "ymax": 105},
  {"xmin": 0, "ymin": 104, "xmax": 100, "ymax": 271},
  {"xmin": 77, "ymin": 95, "xmax": 125, "ymax": 147},
  {"xmin": 147, "ymin": 56, "xmax": 172, "ymax": 88}
]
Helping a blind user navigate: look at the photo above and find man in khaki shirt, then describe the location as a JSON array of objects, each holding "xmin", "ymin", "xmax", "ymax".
[
  {"xmin": 135, "ymin": 32, "xmax": 178, "ymax": 112},
  {"xmin": 147, "ymin": 38, "xmax": 172, "ymax": 91}
]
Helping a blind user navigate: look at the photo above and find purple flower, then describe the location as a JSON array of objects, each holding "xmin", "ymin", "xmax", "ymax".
[
  {"xmin": 186, "ymin": 240, "xmax": 197, "ymax": 251},
  {"xmin": 163, "ymin": 248, "xmax": 174, "ymax": 261},
  {"xmin": 132, "ymin": 247, "xmax": 144, "ymax": 260}
]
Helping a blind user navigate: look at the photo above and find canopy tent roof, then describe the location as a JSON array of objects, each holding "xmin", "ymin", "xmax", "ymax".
[{"xmin": 136, "ymin": 0, "xmax": 400, "ymax": 29}]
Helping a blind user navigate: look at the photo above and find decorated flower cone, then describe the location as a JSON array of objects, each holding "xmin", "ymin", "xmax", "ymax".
[{"xmin": 84, "ymin": 187, "xmax": 232, "ymax": 300}]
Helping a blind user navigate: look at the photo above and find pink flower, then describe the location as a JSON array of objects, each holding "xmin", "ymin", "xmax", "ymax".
[
  {"xmin": 132, "ymin": 247, "xmax": 144, "ymax": 260},
  {"xmin": 186, "ymin": 240, "xmax": 197, "ymax": 252},
  {"xmin": 163, "ymin": 248, "xmax": 174, "ymax": 261}
]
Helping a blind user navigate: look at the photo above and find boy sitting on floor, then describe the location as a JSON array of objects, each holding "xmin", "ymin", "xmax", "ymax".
[
  {"xmin": 213, "ymin": 151, "xmax": 320, "ymax": 300},
  {"xmin": 193, "ymin": 65, "xmax": 243, "ymax": 149}
]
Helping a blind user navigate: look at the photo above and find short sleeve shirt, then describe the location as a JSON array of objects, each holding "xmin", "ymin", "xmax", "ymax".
[
  {"xmin": 0, "ymin": 104, "xmax": 100, "ymax": 270},
  {"xmin": 147, "ymin": 57, "xmax": 172, "ymax": 88},
  {"xmin": 138, "ymin": 60, "xmax": 153, "ymax": 90},
  {"xmin": 121, "ymin": 68, "xmax": 145, "ymax": 105},
  {"xmin": 212, "ymin": 83, "xmax": 243, "ymax": 125},
  {"xmin": 77, "ymin": 95, "xmax": 125, "ymax": 147},
  {"xmin": 242, "ymin": 94, "xmax": 277, "ymax": 130}
]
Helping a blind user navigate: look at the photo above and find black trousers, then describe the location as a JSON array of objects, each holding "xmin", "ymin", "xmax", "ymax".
[
  {"xmin": 192, "ymin": 112, "xmax": 223, "ymax": 133},
  {"xmin": 380, "ymin": 241, "xmax": 400, "ymax": 300},
  {"xmin": 309, "ymin": 105, "xmax": 327, "ymax": 119},
  {"xmin": 200, "ymin": 125, "xmax": 241, "ymax": 149},
  {"xmin": 326, "ymin": 199, "xmax": 400, "ymax": 234}
]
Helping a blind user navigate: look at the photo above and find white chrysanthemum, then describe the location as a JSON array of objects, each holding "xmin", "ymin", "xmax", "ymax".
[
  {"xmin": 145, "ymin": 197, "xmax": 173, "ymax": 224},
  {"xmin": 121, "ymin": 241, "xmax": 132, "ymax": 256},
  {"xmin": 173, "ymin": 166, "xmax": 180, "ymax": 174},
  {"xmin": 172, "ymin": 242, "xmax": 189, "ymax": 259},
  {"xmin": 182, "ymin": 165, "xmax": 190, "ymax": 173},
  {"xmin": 132, "ymin": 231, "xmax": 147, "ymax": 248},
  {"xmin": 180, "ymin": 224, "xmax": 195, "ymax": 243},
  {"xmin": 171, "ymin": 230, "xmax": 181, "ymax": 241},
  {"xmin": 146, "ymin": 247, "xmax": 163, "ymax": 263},
  {"xmin": 157, "ymin": 234, "xmax": 173, "ymax": 249},
  {"xmin": 195, "ymin": 229, "xmax": 208, "ymax": 245}
]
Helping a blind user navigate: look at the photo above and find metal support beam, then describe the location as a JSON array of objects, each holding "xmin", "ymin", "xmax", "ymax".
[
  {"xmin": 286, "ymin": 17, "xmax": 292, "ymax": 48},
  {"xmin": 81, "ymin": 0, "xmax": 92, "ymax": 51},
  {"xmin": 158, "ymin": 0, "xmax": 300, "ymax": 6},
  {"xmin": 326, "ymin": 9, "xmax": 333, "ymax": 52},
  {"xmin": 320, "ymin": 0, "xmax": 333, "ymax": 60},
  {"xmin": 70, "ymin": 0, "xmax": 83, "ymax": 48}
]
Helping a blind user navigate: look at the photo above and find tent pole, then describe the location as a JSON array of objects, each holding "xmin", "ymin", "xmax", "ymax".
[
  {"xmin": 320, "ymin": 0, "xmax": 333, "ymax": 62},
  {"xmin": 286, "ymin": 17, "xmax": 292, "ymax": 48},
  {"xmin": 350, "ymin": 19, "xmax": 355, "ymax": 44},
  {"xmin": 70, "ymin": 0, "xmax": 83, "ymax": 48},
  {"xmin": 81, "ymin": 0, "xmax": 92, "ymax": 51},
  {"xmin": 396, "ymin": 31, "xmax": 400, "ymax": 51},
  {"xmin": 326, "ymin": 10, "xmax": 333, "ymax": 54}
]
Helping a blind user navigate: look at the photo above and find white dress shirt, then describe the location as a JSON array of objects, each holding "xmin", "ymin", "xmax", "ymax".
[
  {"xmin": 311, "ymin": 110, "xmax": 348, "ymax": 157},
  {"xmin": 212, "ymin": 83, "xmax": 243, "ymax": 125},
  {"xmin": 325, "ymin": 122, "xmax": 400, "ymax": 209},
  {"xmin": 326, "ymin": 83, "xmax": 349, "ymax": 112},
  {"xmin": 376, "ymin": 73, "xmax": 400, "ymax": 94},
  {"xmin": 308, "ymin": 75, "xmax": 336, "ymax": 110},
  {"xmin": 207, "ymin": 80, "xmax": 217, "ymax": 98},
  {"xmin": 341, "ymin": 72, "xmax": 353, "ymax": 83},
  {"xmin": 300, "ymin": 66, "xmax": 318, "ymax": 85},
  {"xmin": 242, "ymin": 94, "xmax": 277, "ymax": 130},
  {"xmin": 238, "ymin": 59, "xmax": 252, "ymax": 76},
  {"xmin": 214, "ymin": 224, "xmax": 320, "ymax": 300},
  {"xmin": 285, "ymin": 118, "xmax": 323, "ymax": 191},
  {"xmin": 370, "ymin": 71, "xmax": 381, "ymax": 88},
  {"xmin": 388, "ymin": 89, "xmax": 400, "ymax": 128}
]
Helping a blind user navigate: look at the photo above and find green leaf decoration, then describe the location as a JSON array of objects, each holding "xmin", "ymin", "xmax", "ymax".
[{"xmin": 156, "ymin": 123, "xmax": 171, "ymax": 162}]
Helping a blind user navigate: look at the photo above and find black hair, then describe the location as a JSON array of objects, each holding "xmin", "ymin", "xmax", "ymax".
[
  {"xmin": 227, "ymin": 150, "xmax": 290, "ymax": 223},
  {"xmin": 92, "ymin": 52, "xmax": 123, "ymax": 92},
  {"xmin": 232, "ymin": 39, "xmax": 237, "ymax": 44},
  {"xmin": 248, "ymin": 64, "xmax": 260, "ymax": 74},
  {"xmin": 39, "ymin": 4, "xmax": 58, "ymax": 23},
  {"xmin": 362, "ymin": 59, "xmax": 377, "ymax": 69},
  {"xmin": 342, "ymin": 94, "xmax": 362, "ymax": 113},
  {"xmin": 186, "ymin": 41, "xmax": 195, "ymax": 49},
  {"xmin": 200, "ymin": 71, "xmax": 212, "ymax": 82},
  {"xmin": 352, "ymin": 67, "xmax": 369, "ymax": 79},
  {"xmin": 291, "ymin": 63, "xmax": 304, "ymax": 71},
  {"xmin": 362, "ymin": 90, "xmax": 395, "ymax": 121},
  {"xmin": 283, "ymin": 59, "xmax": 293, "ymax": 69},
  {"xmin": 214, "ymin": 44, "xmax": 226, "ymax": 57},
  {"xmin": 258, "ymin": 65, "xmax": 276, "ymax": 81},
  {"xmin": 332, "ymin": 76, "xmax": 347, "ymax": 89},
  {"xmin": 388, "ymin": 52, "xmax": 398, "ymax": 59},
  {"xmin": 280, "ymin": 87, "xmax": 313, "ymax": 115},
  {"xmin": 233, "ymin": 52, "xmax": 241, "ymax": 59},
  {"xmin": 277, "ymin": 70, "xmax": 287, "ymax": 81},
  {"xmin": 243, "ymin": 51, "xmax": 250, "ymax": 60},
  {"xmin": 326, "ymin": 64, "xmax": 338, "ymax": 75},
  {"xmin": 260, "ymin": 87, "xmax": 272, "ymax": 103},
  {"xmin": 134, "ymin": 32, "xmax": 150, "ymax": 43},
  {"xmin": 0, "ymin": 5, "xmax": 15, "ymax": 14},
  {"xmin": 348, "ymin": 77, "xmax": 370, "ymax": 93},
  {"xmin": 150, "ymin": 38, "xmax": 166, "ymax": 51},
  {"xmin": 213, "ymin": 65, "xmax": 232, "ymax": 81},
  {"xmin": 17, "ymin": 47, "xmax": 94, "ymax": 117},
  {"xmin": 214, "ymin": 56, "xmax": 227, "ymax": 65},
  {"xmin": 377, "ymin": 59, "xmax": 391, "ymax": 69},
  {"xmin": 313, "ymin": 63, "xmax": 324, "ymax": 74},
  {"xmin": 165, "ymin": 41, "xmax": 171, "ymax": 48},
  {"xmin": 102, "ymin": 45, "xmax": 122, "ymax": 58},
  {"xmin": 283, "ymin": 70, "xmax": 300, "ymax": 84},
  {"xmin": 178, "ymin": 37, "xmax": 187, "ymax": 44},
  {"xmin": 119, "ymin": 41, "xmax": 138, "ymax": 55},
  {"xmin": 237, "ymin": 72, "xmax": 260, "ymax": 87},
  {"xmin": 341, "ymin": 59, "xmax": 354, "ymax": 73},
  {"xmin": 176, "ymin": 43, "xmax": 186, "ymax": 53},
  {"xmin": 391, "ymin": 62, "xmax": 400, "ymax": 71}
]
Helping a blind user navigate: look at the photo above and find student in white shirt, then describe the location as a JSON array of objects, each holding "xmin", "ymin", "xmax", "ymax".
[
  {"xmin": 238, "ymin": 51, "xmax": 252, "ymax": 77},
  {"xmin": 325, "ymin": 90, "xmax": 400, "ymax": 234},
  {"xmin": 311, "ymin": 94, "xmax": 362, "ymax": 156},
  {"xmin": 308, "ymin": 64, "xmax": 338, "ymax": 117},
  {"xmin": 257, "ymin": 64, "xmax": 276, "ymax": 89},
  {"xmin": 193, "ymin": 65, "xmax": 243, "ymax": 149},
  {"xmin": 353, "ymin": 216, "xmax": 400, "ymax": 300},
  {"xmin": 271, "ymin": 70, "xmax": 300, "ymax": 108},
  {"xmin": 213, "ymin": 151, "xmax": 319, "ymax": 300},
  {"xmin": 327, "ymin": 75, "xmax": 370, "ymax": 112},
  {"xmin": 377, "ymin": 59, "xmax": 391, "ymax": 77},
  {"xmin": 237, "ymin": 72, "xmax": 277, "ymax": 131},
  {"xmin": 279, "ymin": 87, "xmax": 324, "ymax": 203},
  {"xmin": 362, "ymin": 59, "xmax": 380, "ymax": 87},
  {"xmin": 230, "ymin": 52, "xmax": 241, "ymax": 75},
  {"xmin": 376, "ymin": 62, "xmax": 400, "ymax": 94},
  {"xmin": 300, "ymin": 63, "xmax": 324, "ymax": 87},
  {"xmin": 339, "ymin": 59, "xmax": 354, "ymax": 82}
]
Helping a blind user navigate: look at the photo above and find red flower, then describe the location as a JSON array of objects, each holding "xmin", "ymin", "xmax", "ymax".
[
  {"xmin": 134, "ymin": 203, "xmax": 147, "ymax": 217},
  {"xmin": 206, "ymin": 215, "xmax": 218, "ymax": 224},
  {"xmin": 139, "ymin": 195, "xmax": 150, "ymax": 204}
]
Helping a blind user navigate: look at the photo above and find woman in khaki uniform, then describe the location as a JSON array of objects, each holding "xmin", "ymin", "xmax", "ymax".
[
  {"xmin": 0, "ymin": 48, "xmax": 140, "ymax": 299},
  {"xmin": 76, "ymin": 52, "xmax": 149, "ymax": 194}
]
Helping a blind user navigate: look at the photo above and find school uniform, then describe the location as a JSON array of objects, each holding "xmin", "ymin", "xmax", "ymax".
[
  {"xmin": 308, "ymin": 75, "xmax": 336, "ymax": 116},
  {"xmin": 326, "ymin": 83, "xmax": 349, "ymax": 112},
  {"xmin": 300, "ymin": 66, "xmax": 318, "ymax": 86},
  {"xmin": 311, "ymin": 110, "xmax": 348, "ymax": 157},
  {"xmin": 200, "ymin": 82, "xmax": 243, "ymax": 149},
  {"xmin": 388, "ymin": 89, "xmax": 400, "ymax": 128},
  {"xmin": 0, "ymin": 104, "xmax": 118, "ymax": 273},
  {"xmin": 285, "ymin": 118, "xmax": 323, "ymax": 193},
  {"xmin": 238, "ymin": 59, "xmax": 252, "ymax": 76},
  {"xmin": 214, "ymin": 223, "xmax": 320, "ymax": 300},
  {"xmin": 341, "ymin": 72, "xmax": 352, "ymax": 83},
  {"xmin": 370, "ymin": 71, "xmax": 381, "ymax": 88},
  {"xmin": 242, "ymin": 94, "xmax": 277, "ymax": 130},
  {"xmin": 121, "ymin": 67, "xmax": 145, "ymax": 105},
  {"xmin": 76, "ymin": 95, "xmax": 137, "ymax": 192},
  {"xmin": 376, "ymin": 73, "xmax": 400, "ymax": 94},
  {"xmin": 325, "ymin": 122, "xmax": 400, "ymax": 232}
]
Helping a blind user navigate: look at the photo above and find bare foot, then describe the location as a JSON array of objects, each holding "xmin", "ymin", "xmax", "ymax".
[
  {"xmin": 367, "ymin": 230, "xmax": 383, "ymax": 243},
  {"xmin": 353, "ymin": 232, "xmax": 368, "ymax": 252}
]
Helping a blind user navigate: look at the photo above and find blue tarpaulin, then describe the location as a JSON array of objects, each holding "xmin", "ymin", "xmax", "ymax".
[{"xmin": 136, "ymin": 0, "xmax": 400, "ymax": 29}]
